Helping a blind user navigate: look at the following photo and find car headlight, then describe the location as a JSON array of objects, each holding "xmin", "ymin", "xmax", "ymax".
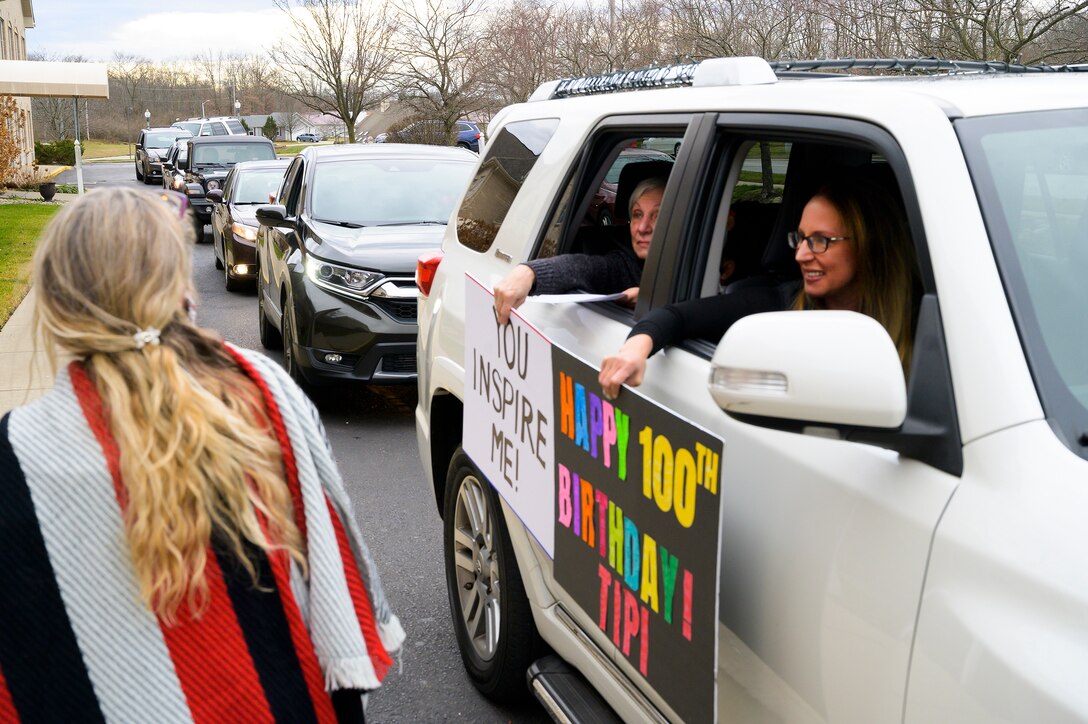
[
  {"xmin": 231, "ymin": 222, "xmax": 258, "ymax": 241},
  {"xmin": 206, "ymin": 179, "xmax": 221, "ymax": 191},
  {"xmin": 304, "ymin": 256, "xmax": 383, "ymax": 298}
]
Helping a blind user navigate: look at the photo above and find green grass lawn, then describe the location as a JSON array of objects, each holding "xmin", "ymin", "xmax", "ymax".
[
  {"xmin": 82, "ymin": 140, "xmax": 133, "ymax": 160},
  {"xmin": 0, "ymin": 204, "xmax": 60, "ymax": 329}
]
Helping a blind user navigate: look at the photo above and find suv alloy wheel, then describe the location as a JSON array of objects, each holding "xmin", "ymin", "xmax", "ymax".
[{"xmin": 444, "ymin": 450, "xmax": 540, "ymax": 703}]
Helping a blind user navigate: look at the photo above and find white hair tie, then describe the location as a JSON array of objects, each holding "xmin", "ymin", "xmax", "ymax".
[{"xmin": 132, "ymin": 327, "xmax": 161, "ymax": 350}]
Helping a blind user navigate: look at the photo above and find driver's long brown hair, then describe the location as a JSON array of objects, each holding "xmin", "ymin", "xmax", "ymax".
[{"xmin": 793, "ymin": 177, "xmax": 920, "ymax": 374}]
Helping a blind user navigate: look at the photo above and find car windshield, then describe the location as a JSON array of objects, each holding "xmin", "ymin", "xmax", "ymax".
[
  {"xmin": 959, "ymin": 108, "xmax": 1088, "ymax": 456},
  {"xmin": 173, "ymin": 122, "xmax": 201, "ymax": 136},
  {"xmin": 234, "ymin": 168, "xmax": 287, "ymax": 204},
  {"xmin": 147, "ymin": 132, "xmax": 185, "ymax": 147},
  {"xmin": 310, "ymin": 158, "xmax": 474, "ymax": 225},
  {"xmin": 193, "ymin": 143, "xmax": 276, "ymax": 165},
  {"xmin": 604, "ymin": 151, "xmax": 672, "ymax": 184}
]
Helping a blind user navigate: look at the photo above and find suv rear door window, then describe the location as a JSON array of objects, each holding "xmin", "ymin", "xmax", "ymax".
[
  {"xmin": 226, "ymin": 119, "xmax": 246, "ymax": 135},
  {"xmin": 535, "ymin": 130, "xmax": 683, "ymax": 263},
  {"xmin": 455, "ymin": 118, "xmax": 559, "ymax": 252}
]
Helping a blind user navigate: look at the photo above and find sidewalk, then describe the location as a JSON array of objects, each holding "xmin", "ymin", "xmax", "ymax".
[{"xmin": 0, "ymin": 289, "xmax": 63, "ymax": 416}]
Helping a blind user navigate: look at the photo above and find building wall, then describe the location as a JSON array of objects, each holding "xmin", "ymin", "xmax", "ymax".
[{"xmin": 1, "ymin": 2, "xmax": 35, "ymax": 174}]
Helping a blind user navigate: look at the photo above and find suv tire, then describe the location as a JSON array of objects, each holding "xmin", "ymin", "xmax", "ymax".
[
  {"xmin": 444, "ymin": 450, "xmax": 538, "ymax": 703},
  {"xmin": 135, "ymin": 163, "xmax": 144, "ymax": 182},
  {"xmin": 258, "ymin": 288, "xmax": 282, "ymax": 350},
  {"xmin": 281, "ymin": 300, "xmax": 307, "ymax": 386}
]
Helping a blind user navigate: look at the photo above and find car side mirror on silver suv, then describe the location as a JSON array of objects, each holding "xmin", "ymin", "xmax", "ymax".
[{"xmin": 708, "ymin": 310, "xmax": 907, "ymax": 429}]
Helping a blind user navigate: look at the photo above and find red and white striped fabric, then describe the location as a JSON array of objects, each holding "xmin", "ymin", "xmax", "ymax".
[{"xmin": 0, "ymin": 346, "xmax": 404, "ymax": 722}]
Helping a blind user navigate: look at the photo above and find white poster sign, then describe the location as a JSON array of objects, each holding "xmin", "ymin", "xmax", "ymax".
[{"xmin": 463, "ymin": 274, "xmax": 555, "ymax": 556}]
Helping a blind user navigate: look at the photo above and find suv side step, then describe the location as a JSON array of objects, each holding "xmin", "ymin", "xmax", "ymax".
[{"xmin": 527, "ymin": 655, "xmax": 623, "ymax": 724}]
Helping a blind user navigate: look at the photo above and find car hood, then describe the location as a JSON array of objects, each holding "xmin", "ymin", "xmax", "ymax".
[
  {"xmin": 192, "ymin": 167, "xmax": 229, "ymax": 179},
  {"xmin": 231, "ymin": 205, "xmax": 263, "ymax": 226},
  {"xmin": 305, "ymin": 220, "xmax": 446, "ymax": 273}
]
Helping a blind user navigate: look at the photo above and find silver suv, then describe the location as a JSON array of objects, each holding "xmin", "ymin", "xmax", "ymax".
[{"xmin": 416, "ymin": 57, "xmax": 1088, "ymax": 722}]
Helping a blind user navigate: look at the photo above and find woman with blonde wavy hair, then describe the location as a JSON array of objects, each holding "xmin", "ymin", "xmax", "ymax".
[{"xmin": 0, "ymin": 187, "xmax": 403, "ymax": 723}]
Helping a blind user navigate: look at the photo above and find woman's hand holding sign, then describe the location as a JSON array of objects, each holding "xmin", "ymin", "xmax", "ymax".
[
  {"xmin": 493, "ymin": 265, "xmax": 536, "ymax": 325},
  {"xmin": 599, "ymin": 334, "xmax": 654, "ymax": 400}
]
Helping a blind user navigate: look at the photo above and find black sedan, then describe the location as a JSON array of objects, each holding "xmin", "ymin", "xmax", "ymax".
[
  {"xmin": 208, "ymin": 159, "xmax": 291, "ymax": 291},
  {"xmin": 255, "ymin": 144, "xmax": 476, "ymax": 384}
]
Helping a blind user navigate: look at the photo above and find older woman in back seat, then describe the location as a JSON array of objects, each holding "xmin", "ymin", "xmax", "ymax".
[
  {"xmin": 493, "ymin": 176, "xmax": 666, "ymax": 324},
  {"xmin": 598, "ymin": 175, "xmax": 920, "ymax": 398}
]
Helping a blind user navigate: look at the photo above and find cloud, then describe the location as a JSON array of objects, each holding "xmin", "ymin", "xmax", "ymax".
[{"xmin": 33, "ymin": 9, "xmax": 291, "ymax": 62}]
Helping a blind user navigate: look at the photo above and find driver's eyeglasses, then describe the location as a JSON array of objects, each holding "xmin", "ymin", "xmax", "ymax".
[
  {"xmin": 787, "ymin": 231, "xmax": 849, "ymax": 254},
  {"xmin": 155, "ymin": 189, "xmax": 189, "ymax": 220}
]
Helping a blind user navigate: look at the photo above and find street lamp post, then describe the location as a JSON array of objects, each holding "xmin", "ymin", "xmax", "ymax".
[
  {"xmin": 144, "ymin": 109, "xmax": 151, "ymax": 129},
  {"xmin": 200, "ymin": 99, "xmax": 212, "ymax": 118}
]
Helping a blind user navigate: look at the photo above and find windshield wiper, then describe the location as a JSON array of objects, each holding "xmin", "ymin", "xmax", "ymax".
[
  {"xmin": 373, "ymin": 220, "xmax": 447, "ymax": 227},
  {"xmin": 314, "ymin": 218, "xmax": 365, "ymax": 228}
]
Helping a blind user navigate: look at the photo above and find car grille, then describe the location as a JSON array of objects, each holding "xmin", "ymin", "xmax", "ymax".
[
  {"xmin": 373, "ymin": 297, "xmax": 417, "ymax": 322},
  {"xmin": 380, "ymin": 353, "xmax": 416, "ymax": 374}
]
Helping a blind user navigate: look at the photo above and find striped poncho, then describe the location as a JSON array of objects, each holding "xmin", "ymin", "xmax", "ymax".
[{"xmin": 0, "ymin": 346, "xmax": 405, "ymax": 722}]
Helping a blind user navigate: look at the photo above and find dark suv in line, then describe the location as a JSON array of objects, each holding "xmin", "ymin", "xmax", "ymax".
[
  {"xmin": 254, "ymin": 143, "xmax": 476, "ymax": 384},
  {"xmin": 185, "ymin": 136, "xmax": 277, "ymax": 240},
  {"xmin": 135, "ymin": 127, "xmax": 192, "ymax": 184}
]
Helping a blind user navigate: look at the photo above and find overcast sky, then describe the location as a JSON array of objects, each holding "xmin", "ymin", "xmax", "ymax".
[{"xmin": 28, "ymin": 1, "xmax": 291, "ymax": 62}]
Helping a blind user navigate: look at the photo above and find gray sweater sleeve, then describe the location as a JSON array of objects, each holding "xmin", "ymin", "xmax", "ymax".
[{"xmin": 524, "ymin": 249, "xmax": 643, "ymax": 295}]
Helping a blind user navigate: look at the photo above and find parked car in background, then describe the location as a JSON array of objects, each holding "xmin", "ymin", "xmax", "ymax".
[
  {"xmin": 587, "ymin": 146, "xmax": 674, "ymax": 225},
  {"xmin": 185, "ymin": 136, "xmax": 278, "ymax": 241},
  {"xmin": 171, "ymin": 116, "xmax": 247, "ymax": 138},
  {"xmin": 135, "ymin": 127, "xmax": 192, "ymax": 184},
  {"xmin": 375, "ymin": 120, "xmax": 483, "ymax": 153},
  {"xmin": 254, "ymin": 144, "xmax": 476, "ymax": 385},
  {"xmin": 160, "ymin": 139, "xmax": 190, "ymax": 191},
  {"xmin": 207, "ymin": 158, "xmax": 291, "ymax": 291},
  {"xmin": 296, "ymin": 132, "xmax": 322, "ymax": 143}
]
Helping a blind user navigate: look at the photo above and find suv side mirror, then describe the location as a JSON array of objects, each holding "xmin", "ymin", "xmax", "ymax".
[
  {"xmin": 207, "ymin": 189, "xmax": 224, "ymax": 203},
  {"xmin": 708, "ymin": 310, "xmax": 906, "ymax": 429},
  {"xmin": 177, "ymin": 158, "xmax": 188, "ymax": 171},
  {"xmin": 255, "ymin": 204, "xmax": 293, "ymax": 228}
]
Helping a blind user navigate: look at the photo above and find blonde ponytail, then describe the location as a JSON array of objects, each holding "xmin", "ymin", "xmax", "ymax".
[{"xmin": 32, "ymin": 188, "xmax": 306, "ymax": 621}]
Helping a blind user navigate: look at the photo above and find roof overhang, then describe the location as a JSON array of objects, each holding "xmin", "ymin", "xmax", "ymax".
[
  {"xmin": 0, "ymin": 60, "xmax": 109, "ymax": 98},
  {"xmin": 22, "ymin": 0, "xmax": 35, "ymax": 28}
]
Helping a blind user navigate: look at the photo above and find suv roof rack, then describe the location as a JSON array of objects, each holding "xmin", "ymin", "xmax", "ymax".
[
  {"xmin": 529, "ymin": 56, "xmax": 1088, "ymax": 101},
  {"xmin": 530, "ymin": 56, "xmax": 776, "ymax": 101},
  {"xmin": 768, "ymin": 58, "xmax": 1088, "ymax": 76}
]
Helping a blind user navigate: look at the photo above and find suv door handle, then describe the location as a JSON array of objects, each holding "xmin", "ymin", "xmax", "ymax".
[{"xmin": 494, "ymin": 249, "xmax": 512, "ymax": 262}]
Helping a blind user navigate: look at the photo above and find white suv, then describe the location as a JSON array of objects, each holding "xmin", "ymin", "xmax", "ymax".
[
  {"xmin": 171, "ymin": 116, "xmax": 247, "ymax": 137},
  {"xmin": 415, "ymin": 57, "xmax": 1088, "ymax": 723}
]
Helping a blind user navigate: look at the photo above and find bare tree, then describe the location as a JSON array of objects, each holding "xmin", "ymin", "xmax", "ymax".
[
  {"xmin": 392, "ymin": 0, "xmax": 488, "ymax": 138},
  {"xmin": 273, "ymin": 0, "xmax": 399, "ymax": 143},
  {"xmin": 895, "ymin": 0, "xmax": 1088, "ymax": 63},
  {"xmin": 110, "ymin": 53, "xmax": 153, "ymax": 145},
  {"xmin": 480, "ymin": 0, "xmax": 573, "ymax": 105}
]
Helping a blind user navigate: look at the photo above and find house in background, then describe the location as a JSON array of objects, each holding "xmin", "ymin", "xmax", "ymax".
[{"xmin": 0, "ymin": 0, "xmax": 35, "ymax": 173}]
